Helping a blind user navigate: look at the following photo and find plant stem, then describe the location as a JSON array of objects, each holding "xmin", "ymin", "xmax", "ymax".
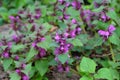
[
  {"xmin": 109, "ymin": 43, "xmax": 115, "ymax": 62},
  {"xmin": 70, "ymin": 68, "xmax": 80, "ymax": 75}
]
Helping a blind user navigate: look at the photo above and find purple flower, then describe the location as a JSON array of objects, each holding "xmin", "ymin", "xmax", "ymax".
[
  {"xmin": 94, "ymin": 2, "xmax": 100, "ymax": 8},
  {"xmin": 39, "ymin": 48, "xmax": 46, "ymax": 57},
  {"xmin": 60, "ymin": 45, "xmax": 69, "ymax": 53},
  {"xmin": 75, "ymin": 27, "xmax": 81, "ymax": 34},
  {"xmin": 36, "ymin": 36, "xmax": 45, "ymax": 42},
  {"xmin": 32, "ymin": 42, "xmax": 37, "ymax": 47},
  {"xmin": 22, "ymin": 75, "xmax": 29, "ymax": 80},
  {"xmin": 58, "ymin": 0, "xmax": 65, "ymax": 4},
  {"xmin": 98, "ymin": 25, "xmax": 116, "ymax": 40},
  {"xmin": 55, "ymin": 56, "xmax": 59, "ymax": 62},
  {"xmin": 7, "ymin": 42, "xmax": 12, "ymax": 48},
  {"xmin": 34, "ymin": 14, "xmax": 41, "ymax": 19},
  {"xmin": 65, "ymin": 66, "xmax": 70, "ymax": 72},
  {"xmin": 36, "ymin": 47, "xmax": 46, "ymax": 58},
  {"xmin": 14, "ymin": 55, "xmax": 19, "ymax": 61},
  {"xmin": 100, "ymin": 12, "xmax": 110, "ymax": 22},
  {"xmin": 59, "ymin": 39, "xmax": 66, "ymax": 45},
  {"xmin": 54, "ymin": 47, "xmax": 61, "ymax": 55},
  {"xmin": 58, "ymin": 16, "xmax": 63, "ymax": 20},
  {"xmin": 98, "ymin": 30, "xmax": 109, "ymax": 40},
  {"xmin": 57, "ymin": 64, "xmax": 64, "ymax": 72},
  {"xmin": 18, "ymin": 10, "xmax": 24, "ymax": 14},
  {"xmin": 2, "ymin": 52, "xmax": 10, "ymax": 58},
  {"xmin": 108, "ymin": 25, "xmax": 116, "ymax": 33},
  {"xmin": 21, "ymin": 63, "xmax": 26, "ymax": 69},
  {"xmin": 54, "ymin": 33, "xmax": 61, "ymax": 42},
  {"xmin": 28, "ymin": 19, "xmax": 34, "ymax": 23},
  {"xmin": 63, "ymin": 32, "xmax": 69, "ymax": 38},
  {"xmin": 71, "ymin": 1, "xmax": 81, "ymax": 10},
  {"xmin": 12, "ymin": 34, "xmax": 19, "ymax": 42},
  {"xmin": 98, "ymin": 30, "xmax": 109, "ymax": 37},
  {"xmin": 69, "ymin": 29, "xmax": 76, "ymax": 38},
  {"xmin": 63, "ymin": 14, "xmax": 70, "ymax": 20},
  {"xmin": 72, "ymin": 19, "xmax": 77, "ymax": 24},
  {"xmin": 9, "ymin": 16, "xmax": 15, "ymax": 22},
  {"xmin": 0, "ymin": 42, "xmax": 2, "ymax": 46},
  {"xmin": 15, "ymin": 69, "xmax": 21, "ymax": 75},
  {"xmin": 9, "ymin": 16, "xmax": 20, "ymax": 23},
  {"xmin": 35, "ymin": 9, "xmax": 41, "ymax": 14},
  {"xmin": 65, "ymin": 2, "xmax": 70, "ymax": 7}
]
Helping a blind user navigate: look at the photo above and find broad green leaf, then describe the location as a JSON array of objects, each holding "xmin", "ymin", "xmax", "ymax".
[
  {"xmin": 42, "ymin": 0, "xmax": 57, "ymax": 4},
  {"xmin": 41, "ymin": 6, "xmax": 47, "ymax": 17},
  {"xmin": 15, "ymin": 0, "xmax": 26, "ymax": 8},
  {"xmin": 10, "ymin": 72, "xmax": 21, "ymax": 80},
  {"xmin": 78, "ymin": 34, "xmax": 89, "ymax": 44},
  {"xmin": 92, "ymin": 6, "xmax": 104, "ymax": 12},
  {"xmin": 115, "ymin": 27, "xmax": 120, "ymax": 37},
  {"xmin": 94, "ymin": 0, "xmax": 103, "ymax": 3},
  {"xmin": 41, "ymin": 23, "xmax": 52, "ymax": 34},
  {"xmin": 66, "ymin": 7, "xmax": 79, "ymax": 18},
  {"xmin": 58, "ymin": 22, "xmax": 67, "ymax": 31},
  {"xmin": 3, "ymin": 58, "xmax": 13, "ymax": 71},
  {"xmin": 58, "ymin": 53, "xmax": 68, "ymax": 64},
  {"xmin": 109, "ymin": 33, "xmax": 120, "ymax": 46},
  {"xmin": 0, "ymin": 18, "xmax": 3, "ymax": 25},
  {"xmin": 92, "ymin": 20, "xmax": 109, "ymax": 29},
  {"xmin": 80, "ymin": 57, "xmax": 97, "ymax": 73},
  {"xmin": 26, "ymin": 47, "xmax": 38, "ymax": 62},
  {"xmin": 37, "ymin": 35, "xmax": 52, "ymax": 50},
  {"xmin": 107, "ymin": 10, "xmax": 120, "ymax": 26},
  {"xmin": 93, "ymin": 37, "xmax": 103, "ymax": 47},
  {"xmin": 35, "ymin": 60, "xmax": 49, "ymax": 76},
  {"xmin": 94, "ymin": 68, "xmax": 119, "ymax": 80},
  {"xmin": 11, "ymin": 44, "xmax": 25, "ymax": 53},
  {"xmin": 80, "ymin": 76, "xmax": 93, "ymax": 80},
  {"xmin": 68, "ymin": 38, "xmax": 83, "ymax": 47},
  {"xmin": 22, "ymin": 63, "xmax": 32, "ymax": 75}
]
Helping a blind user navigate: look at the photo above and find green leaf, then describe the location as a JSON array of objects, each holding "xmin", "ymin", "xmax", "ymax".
[
  {"xmin": 22, "ymin": 63, "xmax": 32, "ymax": 75},
  {"xmin": 92, "ymin": 20, "xmax": 109, "ymax": 29},
  {"xmin": 80, "ymin": 57, "xmax": 97, "ymax": 73},
  {"xmin": 107, "ymin": 10, "xmax": 120, "ymax": 26},
  {"xmin": 93, "ymin": 37, "xmax": 103, "ymax": 47},
  {"xmin": 11, "ymin": 44, "xmax": 25, "ymax": 53},
  {"xmin": 80, "ymin": 76, "xmax": 93, "ymax": 80},
  {"xmin": 41, "ymin": 23, "xmax": 52, "ymax": 34},
  {"xmin": 78, "ymin": 34, "xmax": 89, "ymax": 44},
  {"xmin": 68, "ymin": 38, "xmax": 83, "ymax": 47},
  {"xmin": 41, "ymin": 6, "xmax": 47, "ymax": 17},
  {"xmin": 35, "ymin": 60, "xmax": 49, "ymax": 76},
  {"xmin": 26, "ymin": 47, "xmax": 38, "ymax": 62},
  {"xmin": 10, "ymin": 72, "xmax": 21, "ymax": 80},
  {"xmin": 3, "ymin": 58, "xmax": 13, "ymax": 71},
  {"xmin": 66, "ymin": 7, "xmax": 79, "ymax": 18},
  {"xmin": 92, "ymin": 6, "xmax": 104, "ymax": 12},
  {"xmin": 15, "ymin": 0, "xmax": 26, "ymax": 8},
  {"xmin": 94, "ymin": 68, "xmax": 119, "ymax": 80},
  {"xmin": 109, "ymin": 33, "xmax": 120, "ymax": 46},
  {"xmin": 58, "ymin": 22, "xmax": 67, "ymax": 31},
  {"xmin": 37, "ymin": 35, "xmax": 52, "ymax": 50},
  {"xmin": 58, "ymin": 53, "xmax": 68, "ymax": 64},
  {"xmin": 42, "ymin": 0, "xmax": 57, "ymax": 4}
]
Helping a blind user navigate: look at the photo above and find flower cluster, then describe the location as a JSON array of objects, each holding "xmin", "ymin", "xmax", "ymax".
[
  {"xmin": 0, "ymin": 0, "xmax": 119, "ymax": 80},
  {"xmin": 98, "ymin": 25, "xmax": 116, "ymax": 40},
  {"xmin": 16, "ymin": 66, "xmax": 29, "ymax": 80}
]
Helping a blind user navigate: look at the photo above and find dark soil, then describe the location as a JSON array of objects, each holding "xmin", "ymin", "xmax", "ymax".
[
  {"xmin": 47, "ymin": 70, "xmax": 80, "ymax": 80},
  {"xmin": 0, "ymin": 64, "xmax": 9, "ymax": 80}
]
